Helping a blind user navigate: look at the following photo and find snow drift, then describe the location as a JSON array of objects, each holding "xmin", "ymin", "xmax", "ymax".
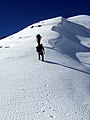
[{"xmin": 0, "ymin": 15, "xmax": 90, "ymax": 120}]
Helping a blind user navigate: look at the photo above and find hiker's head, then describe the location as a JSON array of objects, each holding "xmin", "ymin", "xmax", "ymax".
[{"xmin": 36, "ymin": 34, "xmax": 42, "ymax": 40}]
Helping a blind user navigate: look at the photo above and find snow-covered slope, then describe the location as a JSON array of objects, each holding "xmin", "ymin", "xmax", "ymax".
[
  {"xmin": 0, "ymin": 15, "xmax": 90, "ymax": 120},
  {"xmin": 68, "ymin": 15, "xmax": 90, "ymax": 29}
]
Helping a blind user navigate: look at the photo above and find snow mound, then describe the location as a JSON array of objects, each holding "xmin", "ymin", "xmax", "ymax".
[
  {"xmin": 49, "ymin": 17, "xmax": 90, "ymax": 63},
  {"xmin": 68, "ymin": 15, "xmax": 90, "ymax": 29}
]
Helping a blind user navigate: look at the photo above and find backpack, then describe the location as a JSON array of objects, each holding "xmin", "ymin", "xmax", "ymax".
[
  {"xmin": 36, "ymin": 46, "xmax": 40, "ymax": 52},
  {"xmin": 36, "ymin": 45, "xmax": 44, "ymax": 53}
]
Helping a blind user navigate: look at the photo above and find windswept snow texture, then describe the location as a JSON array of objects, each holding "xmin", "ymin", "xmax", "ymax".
[{"xmin": 0, "ymin": 15, "xmax": 90, "ymax": 120}]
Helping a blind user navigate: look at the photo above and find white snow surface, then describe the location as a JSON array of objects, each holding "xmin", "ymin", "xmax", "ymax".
[{"xmin": 0, "ymin": 15, "xmax": 90, "ymax": 120}]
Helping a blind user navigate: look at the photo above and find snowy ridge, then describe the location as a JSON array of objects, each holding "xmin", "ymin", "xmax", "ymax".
[
  {"xmin": 68, "ymin": 15, "xmax": 90, "ymax": 29},
  {"xmin": 0, "ymin": 15, "xmax": 90, "ymax": 120},
  {"xmin": 50, "ymin": 17, "xmax": 90, "ymax": 63}
]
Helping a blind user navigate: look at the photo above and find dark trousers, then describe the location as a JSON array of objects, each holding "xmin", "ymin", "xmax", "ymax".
[{"xmin": 38, "ymin": 52, "xmax": 44, "ymax": 61}]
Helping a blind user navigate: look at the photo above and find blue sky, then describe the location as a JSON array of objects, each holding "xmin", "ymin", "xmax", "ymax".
[{"xmin": 0, "ymin": 0, "xmax": 90, "ymax": 37}]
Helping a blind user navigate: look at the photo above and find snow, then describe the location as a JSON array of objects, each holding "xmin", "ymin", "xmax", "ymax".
[
  {"xmin": 0, "ymin": 15, "xmax": 90, "ymax": 120},
  {"xmin": 68, "ymin": 15, "xmax": 90, "ymax": 29}
]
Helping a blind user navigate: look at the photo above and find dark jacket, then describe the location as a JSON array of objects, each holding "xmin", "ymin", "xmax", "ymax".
[{"xmin": 36, "ymin": 44, "xmax": 45, "ymax": 53}]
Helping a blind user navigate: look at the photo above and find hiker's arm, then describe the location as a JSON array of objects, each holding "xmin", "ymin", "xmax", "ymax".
[{"xmin": 43, "ymin": 47, "xmax": 45, "ymax": 54}]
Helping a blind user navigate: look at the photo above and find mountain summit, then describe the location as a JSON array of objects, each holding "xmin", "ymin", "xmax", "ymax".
[{"xmin": 0, "ymin": 15, "xmax": 90, "ymax": 120}]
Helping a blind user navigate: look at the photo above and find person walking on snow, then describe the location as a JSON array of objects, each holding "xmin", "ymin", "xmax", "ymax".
[{"xmin": 36, "ymin": 44, "xmax": 45, "ymax": 61}]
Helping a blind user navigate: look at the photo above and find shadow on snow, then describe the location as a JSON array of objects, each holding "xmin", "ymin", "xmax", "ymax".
[{"xmin": 44, "ymin": 60, "xmax": 90, "ymax": 75}]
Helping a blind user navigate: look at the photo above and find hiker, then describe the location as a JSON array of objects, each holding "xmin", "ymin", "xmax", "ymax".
[
  {"xmin": 36, "ymin": 34, "xmax": 42, "ymax": 46},
  {"xmin": 36, "ymin": 44, "xmax": 45, "ymax": 61}
]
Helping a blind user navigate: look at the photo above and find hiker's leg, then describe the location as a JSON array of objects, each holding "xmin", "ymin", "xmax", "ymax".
[
  {"xmin": 38, "ymin": 53, "xmax": 40, "ymax": 60},
  {"xmin": 42, "ymin": 53, "xmax": 44, "ymax": 61}
]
